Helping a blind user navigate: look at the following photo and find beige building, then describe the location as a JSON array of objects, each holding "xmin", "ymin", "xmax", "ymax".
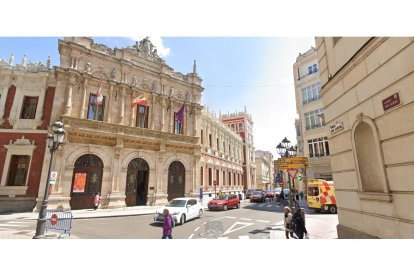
[
  {"xmin": 199, "ymin": 109, "xmax": 244, "ymax": 200},
  {"xmin": 35, "ymin": 37, "xmax": 204, "ymax": 211},
  {"xmin": 255, "ymin": 150, "xmax": 273, "ymax": 190},
  {"xmin": 316, "ymin": 37, "xmax": 414, "ymax": 238},
  {"xmin": 293, "ymin": 47, "xmax": 332, "ymax": 187}
]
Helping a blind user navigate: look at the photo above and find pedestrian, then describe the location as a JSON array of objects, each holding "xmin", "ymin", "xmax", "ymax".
[
  {"xmin": 292, "ymin": 208, "xmax": 308, "ymax": 239},
  {"xmin": 283, "ymin": 207, "xmax": 296, "ymax": 239},
  {"xmin": 93, "ymin": 193, "xmax": 100, "ymax": 210},
  {"xmin": 300, "ymin": 191, "xmax": 304, "ymax": 201},
  {"xmin": 218, "ymin": 189, "xmax": 222, "ymax": 199},
  {"xmin": 161, "ymin": 208, "xmax": 173, "ymax": 239}
]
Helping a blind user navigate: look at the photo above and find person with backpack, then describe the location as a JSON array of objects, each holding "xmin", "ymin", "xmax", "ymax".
[
  {"xmin": 93, "ymin": 193, "xmax": 100, "ymax": 210},
  {"xmin": 161, "ymin": 208, "xmax": 174, "ymax": 239},
  {"xmin": 283, "ymin": 207, "xmax": 296, "ymax": 239},
  {"xmin": 292, "ymin": 208, "xmax": 308, "ymax": 239}
]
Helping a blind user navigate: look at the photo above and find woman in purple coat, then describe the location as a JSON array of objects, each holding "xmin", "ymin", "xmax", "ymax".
[{"xmin": 161, "ymin": 208, "xmax": 173, "ymax": 239}]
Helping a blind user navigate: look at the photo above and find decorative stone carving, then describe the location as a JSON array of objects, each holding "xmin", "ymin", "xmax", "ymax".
[
  {"xmin": 356, "ymin": 112, "xmax": 363, "ymax": 123},
  {"xmin": 132, "ymin": 75, "xmax": 138, "ymax": 86},
  {"xmin": 84, "ymin": 61, "xmax": 91, "ymax": 73},
  {"xmin": 152, "ymin": 81, "xmax": 158, "ymax": 93},
  {"xmin": 21, "ymin": 54, "xmax": 27, "ymax": 67},
  {"xmin": 47, "ymin": 56, "xmax": 51, "ymax": 69},
  {"xmin": 111, "ymin": 68, "xmax": 117, "ymax": 80},
  {"xmin": 9, "ymin": 53, "xmax": 14, "ymax": 65},
  {"xmin": 8, "ymin": 136, "xmax": 34, "ymax": 146}
]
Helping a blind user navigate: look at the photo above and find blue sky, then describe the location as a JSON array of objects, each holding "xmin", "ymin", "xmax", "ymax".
[{"xmin": 0, "ymin": 36, "xmax": 314, "ymax": 158}]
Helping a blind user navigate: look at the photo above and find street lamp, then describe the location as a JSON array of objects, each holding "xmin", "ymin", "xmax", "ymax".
[
  {"xmin": 33, "ymin": 121, "xmax": 65, "ymax": 239},
  {"xmin": 276, "ymin": 137, "xmax": 297, "ymax": 208}
]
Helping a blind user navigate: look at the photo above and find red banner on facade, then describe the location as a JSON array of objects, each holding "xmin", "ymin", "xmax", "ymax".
[{"xmin": 73, "ymin": 173, "xmax": 87, "ymax": 193}]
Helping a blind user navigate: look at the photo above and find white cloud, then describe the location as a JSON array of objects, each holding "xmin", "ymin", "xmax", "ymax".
[{"xmin": 128, "ymin": 36, "xmax": 170, "ymax": 57}]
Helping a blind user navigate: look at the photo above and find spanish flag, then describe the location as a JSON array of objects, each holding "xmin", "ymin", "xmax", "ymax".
[{"xmin": 131, "ymin": 93, "xmax": 149, "ymax": 107}]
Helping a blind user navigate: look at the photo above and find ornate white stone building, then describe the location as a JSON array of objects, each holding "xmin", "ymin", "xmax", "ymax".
[
  {"xmin": 35, "ymin": 37, "xmax": 204, "ymax": 210},
  {"xmin": 199, "ymin": 109, "xmax": 244, "ymax": 200}
]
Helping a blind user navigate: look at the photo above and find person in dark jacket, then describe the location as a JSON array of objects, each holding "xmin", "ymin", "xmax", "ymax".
[
  {"xmin": 161, "ymin": 208, "xmax": 173, "ymax": 239},
  {"xmin": 292, "ymin": 208, "xmax": 308, "ymax": 239}
]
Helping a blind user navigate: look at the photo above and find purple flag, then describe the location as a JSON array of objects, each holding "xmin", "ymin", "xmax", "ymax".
[{"xmin": 176, "ymin": 104, "xmax": 185, "ymax": 124}]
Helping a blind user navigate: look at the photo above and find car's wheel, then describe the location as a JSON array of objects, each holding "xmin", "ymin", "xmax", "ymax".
[
  {"xmin": 198, "ymin": 209, "xmax": 203, "ymax": 218},
  {"xmin": 180, "ymin": 214, "xmax": 186, "ymax": 225},
  {"xmin": 329, "ymin": 205, "xmax": 337, "ymax": 214},
  {"xmin": 315, "ymin": 209, "xmax": 321, "ymax": 213},
  {"xmin": 223, "ymin": 205, "xmax": 228, "ymax": 211},
  {"xmin": 237, "ymin": 202, "xmax": 240, "ymax": 209}
]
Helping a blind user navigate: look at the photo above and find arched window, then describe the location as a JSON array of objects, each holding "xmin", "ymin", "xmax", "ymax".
[{"xmin": 352, "ymin": 115, "xmax": 390, "ymax": 198}]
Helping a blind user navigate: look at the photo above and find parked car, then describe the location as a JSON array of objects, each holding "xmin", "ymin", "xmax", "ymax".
[
  {"xmin": 154, "ymin": 197, "xmax": 203, "ymax": 225},
  {"xmin": 246, "ymin": 189, "xmax": 256, "ymax": 199},
  {"xmin": 265, "ymin": 190, "xmax": 275, "ymax": 198},
  {"xmin": 250, "ymin": 191, "xmax": 265, "ymax": 203},
  {"xmin": 208, "ymin": 194, "xmax": 240, "ymax": 211}
]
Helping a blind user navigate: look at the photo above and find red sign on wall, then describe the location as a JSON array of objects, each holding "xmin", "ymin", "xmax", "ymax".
[{"xmin": 382, "ymin": 92, "xmax": 401, "ymax": 112}]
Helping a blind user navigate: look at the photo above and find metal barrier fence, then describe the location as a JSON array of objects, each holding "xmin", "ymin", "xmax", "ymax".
[{"xmin": 44, "ymin": 210, "xmax": 73, "ymax": 238}]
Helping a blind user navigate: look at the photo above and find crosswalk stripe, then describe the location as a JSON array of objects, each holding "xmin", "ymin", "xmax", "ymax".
[
  {"xmin": 0, "ymin": 224, "xmax": 22, "ymax": 227},
  {"xmin": 266, "ymin": 205, "xmax": 272, "ymax": 207},
  {"xmin": 6, "ymin": 221, "xmax": 33, "ymax": 224},
  {"xmin": 256, "ymin": 220, "xmax": 269, "ymax": 223},
  {"xmin": 218, "ymin": 237, "xmax": 229, "ymax": 239},
  {"xmin": 239, "ymin": 235, "xmax": 250, "ymax": 239},
  {"xmin": 240, "ymin": 218, "xmax": 252, "ymax": 221}
]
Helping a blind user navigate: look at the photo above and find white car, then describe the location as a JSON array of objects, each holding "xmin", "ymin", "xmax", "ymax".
[{"xmin": 154, "ymin": 197, "xmax": 203, "ymax": 225}]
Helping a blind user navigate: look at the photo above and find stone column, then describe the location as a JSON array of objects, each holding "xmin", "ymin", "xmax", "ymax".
[
  {"xmin": 150, "ymin": 94, "xmax": 155, "ymax": 130},
  {"xmin": 184, "ymin": 104, "xmax": 189, "ymax": 136},
  {"xmin": 193, "ymin": 107, "xmax": 198, "ymax": 137},
  {"xmin": 106, "ymin": 145, "xmax": 126, "ymax": 209},
  {"xmin": 105, "ymin": 85, "xmax": 113, "ymax": 123},
  {"xmin": 35, "ymin": 80, "xmax": 47, "ymax": 122},
  {"xmin": 130, "ymin": 95, "xmax": 136, "ymax": 127},
  {"xmin": 64, "ymin": 76, "xmax": 76, "ymax": 116},
  {"xmin": 160, "ymin": 98, "xmax": 166, "ymax": 131},
  {"xmin": 0, "ymin": 84, "xmax": 9, "ymax": 119},
  {"xmin": 119, "ymin": 87, "xmax": 126, "ymax": 124},
  {"xmin": 79, "ymin": 79, "xmax": 88, "ymax": 119}
]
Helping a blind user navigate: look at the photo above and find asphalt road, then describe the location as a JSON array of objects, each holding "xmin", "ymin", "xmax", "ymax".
[{"xmin": 69, "ymin": 199, "xmax": 309, "ymax": 239}]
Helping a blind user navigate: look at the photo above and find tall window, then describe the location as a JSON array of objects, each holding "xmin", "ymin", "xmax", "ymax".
[
  {"xmin": 305, "ymin": 108, "xmax": 325, "ymax": 130},
  {"xmin": 20, "ymin": 96, "xmax": 38, "ymax": 119},
  {"xmin": 308, "ymin": 137, "xmax": 330, "ymax": 158},
  {"xmin": 223, "ymin": 171, "xmax": 226, "ymax": 186},
  {"xmin": 239, "ymin": 123, "xmax": 244, "ymax": 131},
  {"xmin": 87, "ymin": 94, "xmax": 105, "ymax": 121},
  {"xmin": 216, "ymin": 138, "xmax": 219, "ymax": 150},
  {"xmin": 136, "ymin": 105, "xmax": 149, "ymax": 128},
  {"xmin": 302, "ymin": 82, "xmax": 321, "ymax": 104},
  {"xmin": 174, "ymin": 112, "xmax": 183, "ymax": 134},
  {"xmin": 229, "ymin": 171, "xmax": 232, "ymax": 185},
  {"xmin": 6, "ymin": 155, "xmax": 30, "ymax": 186},
  {"xmin": 216, "ymin": 170, "xmax": 220, "ymax": 186},
  {"xmin": 200, "ymin": 167, "xmax": 204, "ymax": 186},
  {"xmin": 209, "ymin": 134, "xmax": 212, "ymax": 147},
  {"xmin": 208, "ymin": 168, "xmax": 212, "ymax": 186},
  {"xmin": 201, "ymin": 129, "xmax": 204, "ymax": 144}
]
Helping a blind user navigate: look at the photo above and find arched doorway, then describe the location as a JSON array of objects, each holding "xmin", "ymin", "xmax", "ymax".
[
  {"xmin": 70, "ymin": 154, "xmax": 103, "ymax": 210},
  {"xmin": 125, "ymin": 158, "xmax": 149, "ymax": 206},
  {"xmin": 168, "ymin": 161, "xmax": 185, "ymax": 201}
]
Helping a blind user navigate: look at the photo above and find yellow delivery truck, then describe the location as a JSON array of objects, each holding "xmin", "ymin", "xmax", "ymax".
[{"xmin": 307, "ymin": 179, "xmax": 337, "ymax": 214}]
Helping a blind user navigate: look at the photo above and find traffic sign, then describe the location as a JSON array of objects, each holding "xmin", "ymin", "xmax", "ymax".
[
  {"xmin": 278, "ymin": 163, "xmax": 301, "ymax": 169},
  {"xmin": 49, "ymin": 171, "xmax": 58, "ymax": 185},
  {"xmin": 279, "ymin": 182, "xmax": 284, "ymax": 187},
  {"xmin": 51, "ymin": 214, "xmax": 58, "ymax": 225},
  {"xmin": 288, "ymin": 169, "xmax": 298, "ymax": 179}
]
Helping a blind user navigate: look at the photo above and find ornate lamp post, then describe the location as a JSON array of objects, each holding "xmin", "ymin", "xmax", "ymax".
[
  {"xmin": 276, "ymin": 137, "xmax": 297, "ymax": 208},
  {"xmin": 33, "ymin": 121, "xmax": 65, "ymax": 239}
]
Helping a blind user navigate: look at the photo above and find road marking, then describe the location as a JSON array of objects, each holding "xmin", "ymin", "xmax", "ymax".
[
  {"xmin": 218, "ymin": 237, "xmax": 229, "ymax": 239},
  {"xmin": 259, "ymin": 204, "xmax": 266, "ymax": 207},
  {"xmin": 240, "ymin": 218, "xmax": 252, "ymax": 221},
  {"xmin": 189, "ymin": 234, "xmax": 194, "ymax": 239},
  {"xmin": 6, "ymin": 221, "xmax": 32, "ymax": 224},
  {"xmin": 256, "ymin": 220, "xmax": 270, "ymax": 223},
  {"xmin": 0, "ymin": 224, "xmax": 22, "ymax": 227},
  {"xmin": 239, "ymin": 235, "xmax": 250, "ymax": 239},
  {"xmin": 222, "ymin": 222, "xmax": 254, "ymax": 235},
  {"xmin": 224, "ymin": 216, "xmax": 237, "ymax": 219},
  {"xmin": 194, "ymin": 227, "xmax": 200, "ymax": 232}
]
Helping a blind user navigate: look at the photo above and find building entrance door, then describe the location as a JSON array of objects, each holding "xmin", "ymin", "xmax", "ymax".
[
  {"xmin": 167, "ymin": 161, "xmax": 185, "ymax": 201},
  {"xmin": 125, "ymin": 158, "xmax": 149, "ymax": 206},
  {"xmin": 70, "ymin": 154, "xmax": 103, "ymax": 210}
]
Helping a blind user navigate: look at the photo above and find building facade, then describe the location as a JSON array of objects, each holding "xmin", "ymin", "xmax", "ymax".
[
  {"xmin": 293, "ymin": 47, "xmax": 333, "ymax": 183},
  {"xmin": 34, "ymin": 37, "xmax": 204, "ymax": 211},
  {"xmin": 199, "ymin": 109, "xmax": 244, "ymax": 201},
  {"xmin": 220, "ymin": 109, "xmax": 256, "ymax": 191},
  {"xmin": 0, "ymin": 54, "xmax": 55, "ymax": 212},
  {"xmin": 316, "ymin": 37, "xmax": 414, "ymax": 238},
  {"xmin": 254, "ymin": 150, "xmax": 273, "ymax": 190}
]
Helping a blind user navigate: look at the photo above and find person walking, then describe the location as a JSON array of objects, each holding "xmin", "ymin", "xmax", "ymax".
[
  {"xmin": 292, "ymin": 208, "xmax": 308, "ymax": 239},
  {"xmin": 300, "ymin": 191, "xmax": 304, "ymax": 201},
  {"xmin": 161, "ymin": 208, "xmax": 173, "ymax": 239},
  {"xmin": 93, "ymin": 193, "xmax": 100, "ymax": 210},
  {"xmin": 283, "ymin": 207, "xmax": 296, "ymax": 239}
]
